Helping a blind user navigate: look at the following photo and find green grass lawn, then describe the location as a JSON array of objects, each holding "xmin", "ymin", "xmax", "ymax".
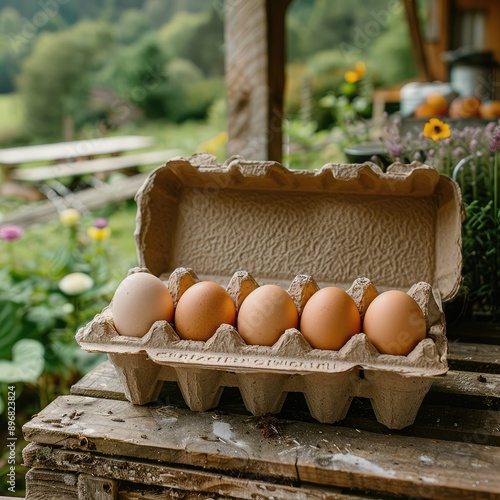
[
  {"xmin": 107, "ymin": 118, "xmax": 226, "ymax": 160},
  {"xmin": 0, "ymin": 93, "xmax": 25, "ymax": 141}
]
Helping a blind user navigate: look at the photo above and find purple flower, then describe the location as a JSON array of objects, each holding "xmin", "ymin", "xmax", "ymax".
[
  {"xmin": 486, "ymin": 121, "xmax": 496, "ymax": 133},
  {"xmin": 452, "ymin": 147, "xmax": 466, "ymax": 161},
  {"xmin": 93, "ymin": 218, "xmax": 109, "ymax": 229},
  {"xmin": 388, "ymin": 144, "xmax": 403, "ymax": 156},
  {"xmin": 469, "ymin": 139, "xmax": 478, "ymax": 152},
  {"xmin": 0, "ymin": 224, "xmax": 24, "ymax": 242},
  {"xmin": 490, "ymin": 130, "xmax": 500, "ymax": 153}
]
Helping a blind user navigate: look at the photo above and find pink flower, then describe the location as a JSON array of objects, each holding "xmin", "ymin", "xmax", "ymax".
[
  {"xmin": 93, "ymin": 218, "xmax": 109, "ymax": 229},
  {"xmin": 489, "ymin": 130, "xmax": 500, "ymax": 153},
  {"xmin": 0, "ymin": 224, "xmax": 24, "ymax": 242}
]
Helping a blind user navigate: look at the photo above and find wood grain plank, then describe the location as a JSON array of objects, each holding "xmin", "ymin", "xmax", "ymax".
[
  {"xmin": 77, "ymin": 474, "xmax": 117, "ymax": 500},
  {"xmin": 3, "ymin": 173, "xmax": 150, "ymax": 228},
  {"xmin": 447, "ymin": 342, "xmax": 500, "ymax": 373},
  {"xmin": 24, "ymin": 443, "xmax": 375, "ymax": 500},
  {"xmin": 70, "ymin": 362, "xmax": 500, "ymax": 442},
  {"xmin": 11, "ymin": 149, "xmax": 177, "ymax": 183},
  {"xmin": 339, "ymin": 403, "xmax": 500, "ymax": 446},
  {"xmin": 22, "ymin": 395, "xmax": 500, "ymax": 499},
  {"xmin": 71, "ymin": 361, "xmax": 127, "ymax": 401},
  {"xmin": 25, "ymin": 468, "xmax": 77, "ymax": 499},
  {"xmin": 71, "ymin": 361, "xmax": 500, "ymax": 404}
]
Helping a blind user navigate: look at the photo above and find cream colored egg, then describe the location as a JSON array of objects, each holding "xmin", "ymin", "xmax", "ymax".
[
  {"xmin": 174, "ymin": 281, "xmax": 236, "ymax": 341},
  {"xmin": 300, "ymin": 287, "xmax": 361, "ymax": 350},
  {"xmin": 237, "ymin": 284, "xmax": 298, "ymax": 346},
  {"xmin": 112, "ymin": 272, "xmax": 174, "ymax": 337},
  {"xmin": 363, "ymin": 290, "xmax": 426, "ymax": 355}
]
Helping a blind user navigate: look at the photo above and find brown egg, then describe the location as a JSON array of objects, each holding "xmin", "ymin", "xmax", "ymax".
[
  {"xmin": 363, "ymin": 290, "xmax": 426, "ymax": 355},
  {"xmin": 174, "ymin": 281, "xmax": 236, "ymax": 341},
  {"xmin": 112, "ymin": 272, "xmax": 174, "ymax": 338},
  {"xmin": 237, "ymin": 284, "xmax": 298, "ymax": 346},
  {"xmin": 299, "ymin": 287, "xmax": 361, "ymax": 350}
]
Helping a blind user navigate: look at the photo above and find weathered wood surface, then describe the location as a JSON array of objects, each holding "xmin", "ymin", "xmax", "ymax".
[
  {"xmin": 24, "ymin": 341, "xmax": 500, "ymax": 499},
  {"xmin": 447, "ymin": 341, "xmax": 500, "ymax": 373},
  {"xmin": 71, "ymin": 357, "xmax": 500, "ymax": 410},
  {"xmin": 10, "ymin": 149, "xmax": 178, "ymax": 183},
  {"xmin": 25, "ymin": 468, "xmax": 78, "ymax": 499},
  {"xmin": 23, "ymin": 443, "xmax": 371, "ymax": 500},
  {"xmin": 77, "ymin": 474, "xmax": 118, "ymax": 500},
  {"xmin": 225, "ymin": 0, "xmax": 291, "ymax": 162},
  {"xmin": 0, "ymin": 135, "xmax": 154, "ymax": 166},
  {"xmin": 2, "ymin": 172, "xmax": 150, "ymax": 228},
  {"xmin": 23, "ymin": 395, "xmax": 500, "ymax": 498}
]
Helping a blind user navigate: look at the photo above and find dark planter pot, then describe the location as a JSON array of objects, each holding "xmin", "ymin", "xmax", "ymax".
[{"xmin": 343, "ymin": 142, "xmax": 392, "ymax": 168}]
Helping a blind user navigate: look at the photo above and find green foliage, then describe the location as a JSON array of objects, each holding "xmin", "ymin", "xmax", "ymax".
[
  {"xmin": 0, "ymin": 211, "xmax": 131, "ymax": 413},
  {"xmin": 0, "ymin": 339, "xmax": 44, "ymax": 383},
  {"xmin": 384, "ymin": 120, "xmax": 500, "ymax": 317},
  {"xmin": 366, "ymin": 9, "xmax": 417, "ymax": 85},
  {"xmin": 114, "ymin": 9, "xmax": 150, "ymax": 45},
  {"xmin": 167, "ymin": 75, "xmax": 224, "ymax": 123},
  {"xmin": 158, "ymin": 7, "xmax": 224, "ymax": 77},
  {"xmin": 462, "ymin": 199, "xmax": 500, "ymax": 315},
  {"xmin": 107, "ymin": 33, "xmax": 169, "ymax": 119},
  {"xmin": 16, "ymin": 20, "xmax": 113, "ymax": 139},
  {"xmin": 0, "ymin": 7, "xmax": 27, "ymax": 93}
]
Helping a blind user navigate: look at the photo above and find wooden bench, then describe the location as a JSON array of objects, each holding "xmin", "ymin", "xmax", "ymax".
[
  {"xmin": 1, "ymin": 149, "xmax": 180, "ymax": 227},
  {"xmin": 2, "ymin": 172, "xmax": 151, "ymax": 228},
  {"xmin": 9, "ymin": 149, "xmax": 178, "ymax": 184},
  {"xmin": 21, "ymin": 339, "xmax": 500, "ymax": 499}
]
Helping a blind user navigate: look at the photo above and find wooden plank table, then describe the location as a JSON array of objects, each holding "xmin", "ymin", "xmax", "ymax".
[
  {"xmin": 0, "ymin": 135, "xmax": 154, "ymax": 168},
  {"xmin": 9, "ymin": 149, "xmax": 176, "ymax": 184},
  {"xmin": 22, "ymin": 341, "xmax": 500, "ymax": 499}
]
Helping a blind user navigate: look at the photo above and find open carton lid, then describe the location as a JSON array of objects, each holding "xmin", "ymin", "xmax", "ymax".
[{"xmin": 134, "ymin": 154, "xmax": 463, "ymax": 303}]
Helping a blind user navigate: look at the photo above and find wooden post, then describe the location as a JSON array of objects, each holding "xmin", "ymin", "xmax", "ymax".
[
  {"xmin": 403, "ymin": 0, "xmax": 434, "ymax": 81},
  {"xmin": 225, "ymin": 0, "xmax": 291, "ymax": 162}
]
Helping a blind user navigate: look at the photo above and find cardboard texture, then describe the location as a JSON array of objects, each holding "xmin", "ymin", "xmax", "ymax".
[{"xmin": 76, "ymin": 154, "xmax": 464, "ymax": 429}]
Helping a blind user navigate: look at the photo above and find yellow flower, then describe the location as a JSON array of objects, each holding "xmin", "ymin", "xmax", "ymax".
[
  {"xmin": 344, "ymin": 62, "xmax": 366, "ymax": 84},
  {"xmin": 345, "ymin": 70, "xmax": 360, "ymax": 84},
  {"xmin": 355, "ymin": 61, "xmax": 366, "ymax": 78},
  {"xmin": 59, "ymin": 208, "xmax": 81, "ymax": 227},
  {"xmin": 197, "ymin": 131, "xmax": 228, "ymax": 155},
  {"xmin": 87, "ymin": 226, "xmax": 111, "ymax": 241},
  {"xmin": 423, "ymin": 118, "xmax": 451, "ymax": 141}
]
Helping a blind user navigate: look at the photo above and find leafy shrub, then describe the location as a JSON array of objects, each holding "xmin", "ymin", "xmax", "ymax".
[{"xmin": 0, "ymin": 211, "xmax": 127, "ymax": 414}]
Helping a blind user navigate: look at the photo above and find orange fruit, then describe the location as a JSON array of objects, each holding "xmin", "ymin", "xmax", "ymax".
[
  {"xmin": 479, "ymin": 101, "xmax": 500, "ymax": 119},
  {"xmin": 449, "ymin": 97, "xmax": 481, "ymax": 118},
  {"xmin": 426, "ymin": 93, "xmax": 449, "ymax": 116},
  {"xmin": 414, "ymin": 103, "xmax": 435, "ymax": 118}
]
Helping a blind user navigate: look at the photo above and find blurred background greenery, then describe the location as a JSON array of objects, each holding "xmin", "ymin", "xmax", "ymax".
[{"xmin": 0, "ymin": 0, "xmax": 415, "ymax": 147}]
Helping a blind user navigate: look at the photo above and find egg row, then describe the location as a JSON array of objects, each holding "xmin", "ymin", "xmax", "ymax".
[{"xmin": 111, "ymin": 271, "xmax": 427, "ymax": 356}]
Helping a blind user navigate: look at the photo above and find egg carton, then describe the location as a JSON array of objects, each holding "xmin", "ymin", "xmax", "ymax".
[{"xmin": 76, "ymin": 267, "xmax": 447, "ymax": 429}]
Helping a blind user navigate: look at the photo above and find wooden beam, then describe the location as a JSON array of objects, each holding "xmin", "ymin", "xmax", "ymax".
[
  {"xmin": 403, "ymin": 0, "xmax": 433, "ymax": 81},
  {"xmin": 225, "ymin": 0, "xmax": 290, "ymax": 162},
  {"xmin": 266, "ymin": 0, "xmax": 292, "ymax": 162}
]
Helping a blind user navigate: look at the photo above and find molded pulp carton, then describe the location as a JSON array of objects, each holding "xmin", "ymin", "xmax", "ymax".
[{"xmin": 76, "ymin": 154, "xmax": 463, "ymax": 429}]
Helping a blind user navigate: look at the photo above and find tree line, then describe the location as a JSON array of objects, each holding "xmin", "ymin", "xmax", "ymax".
[{"xmin": 0, "ymin": 0, "xmax": 415, "ymax": 140}]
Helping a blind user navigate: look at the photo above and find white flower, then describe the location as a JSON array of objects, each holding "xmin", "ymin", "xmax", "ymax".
[
  {"xmin": 59, "ymin": 273, "xmax": 94, "ymax": 296},
  {"xmin": 62, "ymin": 303, "xmax": 75, "ymax": 314}
]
